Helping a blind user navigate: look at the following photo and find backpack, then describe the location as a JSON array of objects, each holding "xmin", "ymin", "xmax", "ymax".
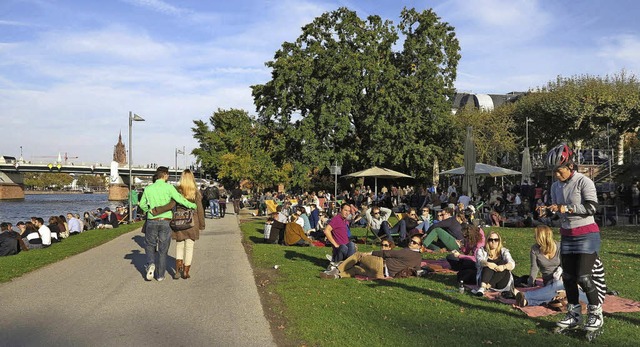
[
  {"xmin": 170, "ymin": 205, "xmax": 194, "ymax": 231},
  {"xmin": 206, "ymin": 187, "xmax": 219, "ymax": 201}
]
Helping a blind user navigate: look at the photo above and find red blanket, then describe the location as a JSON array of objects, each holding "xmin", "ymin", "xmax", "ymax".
[{"xmin": 466, "ymin": 284, "xmax": 640, "ymax": 317}]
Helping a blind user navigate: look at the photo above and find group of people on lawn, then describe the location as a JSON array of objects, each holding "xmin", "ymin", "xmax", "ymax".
[{"xmin": 264, "ymin": 143, "xmax": 607, "ymax": 332}]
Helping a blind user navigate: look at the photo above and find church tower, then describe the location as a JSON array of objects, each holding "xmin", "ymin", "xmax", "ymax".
[{"xmin": 113, "ymin": 132, "xmax": 127, "ymax": 166}]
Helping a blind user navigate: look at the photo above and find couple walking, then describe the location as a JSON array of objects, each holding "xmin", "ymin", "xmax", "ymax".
[{"xmin": 139, "ymin": 166, "xmax": 205, "ymax": 281}]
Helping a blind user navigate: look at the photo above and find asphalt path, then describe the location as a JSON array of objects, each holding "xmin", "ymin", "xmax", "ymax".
[{"xmin": 0, "ymin": 211, "xmax": 275, "ymax": 347}]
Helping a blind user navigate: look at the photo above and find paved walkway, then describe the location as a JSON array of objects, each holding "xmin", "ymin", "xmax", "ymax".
[{"xmin": 0, "ymin": 211, "xmax": 275, "ymax": 346}]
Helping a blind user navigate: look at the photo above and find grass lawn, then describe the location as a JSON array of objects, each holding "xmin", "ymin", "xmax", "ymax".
[
  {"xmin": 241, "ymin": 218, "xmax": 640, "ymax": 347},
  {"xmin": 0, "ymin": 222, "xmax": 143, "ymax": 283}
]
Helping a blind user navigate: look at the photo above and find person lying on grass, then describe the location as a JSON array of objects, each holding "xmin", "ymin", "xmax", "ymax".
[{"xmin": 320, "ymin": 234, "xmax": 422, "ymax": 279}]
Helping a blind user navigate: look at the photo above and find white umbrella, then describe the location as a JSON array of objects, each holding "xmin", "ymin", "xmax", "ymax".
[
  {"xmin": 343, "ymin": 166, "xmax": 413, "ymax": 198},
  {"xmin": 440, "ymin": 163, "xmax": 522, "ymax": 177}
]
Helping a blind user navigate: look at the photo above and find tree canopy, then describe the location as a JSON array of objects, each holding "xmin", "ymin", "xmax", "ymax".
[{"xmin": 251, "ymin": 7, "xmax": 461, "ymax": 183}]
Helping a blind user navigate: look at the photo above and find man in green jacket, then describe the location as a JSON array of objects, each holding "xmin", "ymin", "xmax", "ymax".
[{"xmin": 140, "ymin": 166, "xmax": 196, "ymax": 281}]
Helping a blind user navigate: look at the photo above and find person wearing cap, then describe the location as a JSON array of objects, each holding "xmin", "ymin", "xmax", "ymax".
[
  {"xmin": 139, "ymin": 166, "xmax": 197, "ymax": 281},
  {"xmin": 546, "ymin": 143, "xmax": 606, "ymax": 333}
]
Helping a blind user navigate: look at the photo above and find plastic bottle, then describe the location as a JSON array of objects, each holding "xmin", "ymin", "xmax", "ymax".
[{"xmin": 459, "ymin": 280, "xmax": 465, "ymax": 294}]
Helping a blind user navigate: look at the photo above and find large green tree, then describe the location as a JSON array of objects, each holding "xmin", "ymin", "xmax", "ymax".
[
  {"xmin": 192, "ymin": 108, "xmax": 289, "ymax": 189},
  {"xmin": 513, "ymin": 71, "xmax": 640, "ymax": 163},
  {"xmin": 251, "ymin": 7, "xmax": 461, "ymax": 182}
]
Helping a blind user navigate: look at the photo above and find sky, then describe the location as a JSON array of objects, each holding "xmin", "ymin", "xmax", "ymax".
[{"xmin": 1, "ymin": 0, "xmax": 639, "ymax": 169}]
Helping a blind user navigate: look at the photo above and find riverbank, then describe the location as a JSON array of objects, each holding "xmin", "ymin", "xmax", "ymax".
[{"xmin": 25, "ymin": 190, "xmax": 106, "ymax": 195}]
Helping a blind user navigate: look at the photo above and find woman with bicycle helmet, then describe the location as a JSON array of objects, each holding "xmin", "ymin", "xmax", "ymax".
[{"xmin": 546, "ymin": 143, "xmax": 606, "ymax": 333}]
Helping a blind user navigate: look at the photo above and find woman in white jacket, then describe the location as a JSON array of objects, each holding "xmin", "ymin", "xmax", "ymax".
[{"xmin": 473, "ymin": 231, "xmax": 515, "ymax": 297}]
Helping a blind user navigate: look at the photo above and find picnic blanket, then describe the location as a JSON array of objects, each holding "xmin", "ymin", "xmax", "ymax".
[
  {"xmin": 421, "ymin": 259, "xmax": 457, "ymax": 274},
  {"xmin": 466, "ymin": 284, "xmax": 640, "ymax": 317}
]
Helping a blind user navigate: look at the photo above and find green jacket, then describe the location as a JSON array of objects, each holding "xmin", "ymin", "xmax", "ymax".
[
  {"xmin": 129, "ymin": 189, "xmax": 139, "ymax": 205},
  {"xmin": 140, "ymin": 179, "xmax": 197, "ymax": 219}
]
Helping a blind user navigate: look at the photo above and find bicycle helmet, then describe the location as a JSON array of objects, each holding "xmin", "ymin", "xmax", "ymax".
[{"xmin": 546, "ymin": 143, "xmax": 574, "ymax": 170}]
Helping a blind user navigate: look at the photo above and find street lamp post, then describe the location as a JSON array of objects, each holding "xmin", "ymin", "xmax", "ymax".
[
  {"xmin": 525, "ymin": 117, "xmax": 533, "ymax": 148},
  {"xmin": 129, "ymin": 111, "xmax": 145, "ymax": 223},
  {"xmin": 175, "ymin": 147, "xmax": 185, "ymax": 182}
]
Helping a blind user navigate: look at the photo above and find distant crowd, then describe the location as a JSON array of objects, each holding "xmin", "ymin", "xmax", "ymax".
[{"xmin": 0, "ymin": 207, "xmax": 131, "ymax": 256}]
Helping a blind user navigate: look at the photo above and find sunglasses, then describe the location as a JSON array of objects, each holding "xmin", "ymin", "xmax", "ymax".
[
  {"xmin": 488, "ymin": 238, "xmax": 500, "ymax": 242},
  {"xmin": 381, "ymin": 243, "xmax": 391, "ymax": 247},
  {"xmin": 409, "ymin": 240, "xmax": 421, "ymax": 245},
  {"xmin": 410, "ymin": 213, "xmax": 416, "ymax": 216},
  {"xmin": 373, "ymin": 212, "xmax": 380, "ymax": 215}
]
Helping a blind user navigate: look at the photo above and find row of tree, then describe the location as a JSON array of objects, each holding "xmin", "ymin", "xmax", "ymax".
[
  {"xmin": 192, "ymin": 7, "xmax": 640, "ymax": 192},
  {"xmin": 24, "ymin": 173, "xmax": 105, "ymax": 190}
]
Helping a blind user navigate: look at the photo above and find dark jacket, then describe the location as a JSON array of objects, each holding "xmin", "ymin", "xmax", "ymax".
[
  {"xmin": 0, "ymin": 232, "xmax": 18, "ymax": 256},
  {"xmin": 371, "ymin": 248, "xmax": 422, "ymax": 277}
]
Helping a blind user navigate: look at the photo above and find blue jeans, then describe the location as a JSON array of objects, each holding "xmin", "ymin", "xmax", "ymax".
[
  {"xmin": 380, "ymin": 220, "xmax": 409, "ymax": 241},
  {"xmin": 524, "ymin": 279, "xmax": 588, "ymax": 306},
  {"xmin": 144, "ymin": 219, "xmax": 172, "ymax": 279},
  {"xmin": 209, "ymin": 199, "xmax": 220, "ymax": 218},
  {"xmin": 332, "ymin": 242, "xmax": 356, "ymax": 262}
]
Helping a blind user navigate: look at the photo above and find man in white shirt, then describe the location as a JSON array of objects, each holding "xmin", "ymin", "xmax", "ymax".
[
  {"xmin": 67, "ymin": 213, "xmax": 82, "ymax": 235},
  {"xmin": 33, "ymin": 217, "xmax": 52, "ymax": 247}
]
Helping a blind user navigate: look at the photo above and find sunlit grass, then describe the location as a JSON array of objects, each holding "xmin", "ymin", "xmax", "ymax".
[
  {"xmin": 0, "ymin": 222, "xmax": 143, "ymax": 283},
  {"xmin": 241, "ymin": 219, "xmax": 640, "ymax": 346}
]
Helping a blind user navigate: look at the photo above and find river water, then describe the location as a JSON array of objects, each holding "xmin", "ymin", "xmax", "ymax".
[{"xmin": 0, "ymin": 193, "xmax": 123, "ymax": 223}]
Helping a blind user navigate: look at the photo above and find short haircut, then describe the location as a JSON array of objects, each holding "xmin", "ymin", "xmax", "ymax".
[
  {"xmin": 156, "ymin": 166, "xmax": 169, "ymax": 175},
  {"xmin": 0, "ymin": 222, "xmax": 10, "ymax": 231},
  {"xmin": 16, "ymin": 221, "xmax": 25, "ymax": 226},
  {"xmin": 36, "ymin": 217, "xmax": 44, "ymax": 225}
]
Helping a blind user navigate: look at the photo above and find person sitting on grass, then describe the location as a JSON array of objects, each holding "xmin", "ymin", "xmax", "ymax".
[
  {"xmin": 472, "ymin": 231, "xmax": 515, "ymax": 297},
  {"xmin": 446, "ymin": 223, "xmax": 485, "ymax": 284},
  {"xmin": 513, "ymin": 225, "xmax": 587, "ymax": 307},
  {"xmin": 47, "ymin": 216, "xmax": 61, "ymax": 243},
  {"xmin": 33, "ymin": 217, "xmax": 52, "ymax": 248},
  {"xmin": 321, "ymin": 234, "xmax": 423, "ymax": 279},
  {"xmin": 283, "ymin": 222, "xmax": 315, "ymax": 247},
  {"xmin": 264, "ymin": 212, "xmax": 286, "ymax": 244},
  {"xmin": 0, "ymin": 222, "xmax": 20, "ymax": 256},
  {"xmin": 21, "ymin": 222, "xmax": 43, "ymax": 249},
  {"xmin": 324, "ymin": 203, "xmax": 356, "ymax": 263},
  {"xmin": 365, "ymin": 205, "xmax": 393, "ymax": 240},
  {"xmin": 421, "ymin": 207, "xmax": 464, "ymax": 252},
  {"xmin": 379, "ymin": 208, "xmax": 419, "ymax": 243},
  {"xmin": 97, "ymin": 208, "xmax": 119, "ymax": 229}
]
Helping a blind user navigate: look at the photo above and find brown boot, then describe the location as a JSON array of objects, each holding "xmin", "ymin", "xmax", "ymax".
[
  {"xmin": 182, "ymin": 265, "xmax": 191, "ymax": 279},
  {"xmin": 174, "ymin": 259, "xmax": 183, "ymax": 280}
]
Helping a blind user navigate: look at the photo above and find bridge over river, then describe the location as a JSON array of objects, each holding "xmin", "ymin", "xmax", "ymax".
[{"xmin": 0, "ymin": 160, "xmax": 188, "ymax": 200}]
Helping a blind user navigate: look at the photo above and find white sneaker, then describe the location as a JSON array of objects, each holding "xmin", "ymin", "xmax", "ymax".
[
  {"xmin": 325, "ymin": 254, "xmax": 333, "ymax": 262},
  {"xmin": 472, "ymin": 287, "xmax": 486, "ymax": 297},
  {"xmin": 145, "ymin": 263, "xmax": 155, "ymax": 281}
]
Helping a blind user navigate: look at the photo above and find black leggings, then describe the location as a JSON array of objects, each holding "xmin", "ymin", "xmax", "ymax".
[
  {"xmin": 561, "ymin": 252, "xmax": 606, "ymax": 305},
  {"xmin": 480, "ymin": 268, "xmax": 511, "ymax": 290}
]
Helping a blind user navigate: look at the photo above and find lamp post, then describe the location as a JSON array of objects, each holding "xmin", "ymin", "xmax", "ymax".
[
  {"xmin": 175, "ymin": 147, "xmax": 185, "ymax": 182},
  {"xmin": 129, "ymin": 111, "xmax": 145, "ymax": 223},
  {"xmin": 525, "ymin": 117, "xmax": 533, "ymax": 148},
  {"xmin": 607, "ymin": 123, "xmax": 612, "ymax": 182}
]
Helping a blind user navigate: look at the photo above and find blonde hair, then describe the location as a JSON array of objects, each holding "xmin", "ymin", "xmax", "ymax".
[
  {"xmin": 485, "ymin": 232, "xmax": 504, "ymax": 260},
  {"xmin": 535, "ymin": 225, "xmax": 557, "ymax": 258},
  {"xmin": 178, "ymin": 169, "xmax": 197, "ymax": 202}
]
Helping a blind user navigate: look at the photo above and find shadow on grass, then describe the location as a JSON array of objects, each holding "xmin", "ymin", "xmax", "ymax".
[
  {"xmin": 363, "ymin": 277, "xmax": 551, "ymax": 325},
  {"xmin": 249, "ymin": 236, "xmax": 264, "ymax": 244},
  {"xmin": 608, "ymin": 251, "xmax": 640, "ymax": 259},
  {"xmin": 284, "ymin": 250, "xmax": 327, "ymax": 269}
]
